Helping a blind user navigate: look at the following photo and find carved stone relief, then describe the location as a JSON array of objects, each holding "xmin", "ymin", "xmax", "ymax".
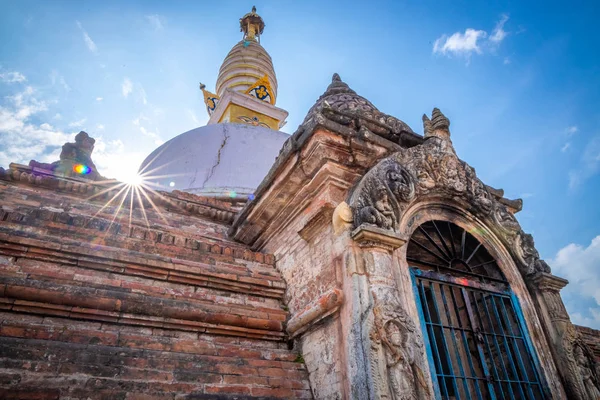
[
  {"xmin": 305, "ymin": 73, "xmax": 417, "ymax": 145},
  {"xmin": 347, "ymin": 108, "xmax": 551, "ymax": 279},
  {"xmin": 370, "ymin": 292, "xmax": 430, "ymax": 400},
  {"xmin": 562, "ymin": 323, "xmax": 600, "ymax": 399}
]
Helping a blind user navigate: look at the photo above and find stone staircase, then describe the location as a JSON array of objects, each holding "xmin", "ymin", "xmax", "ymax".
[{"xmin": 0, "ymin": 181, "xmax": 312, "ymax": 399}]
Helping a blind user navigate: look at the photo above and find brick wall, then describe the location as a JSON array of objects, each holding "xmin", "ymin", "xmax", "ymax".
[{"xmin": 0, "ymin": 178, "xmax": 312, "ymax": 399}]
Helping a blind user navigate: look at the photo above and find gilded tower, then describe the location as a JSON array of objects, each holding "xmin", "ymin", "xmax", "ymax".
[{"xmin": 200, "ymin": 6, "xmax": 288, "ymax": 130}]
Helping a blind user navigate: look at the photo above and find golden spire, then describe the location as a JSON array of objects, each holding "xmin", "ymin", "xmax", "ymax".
[{"xmin": 239, "ymin": 6, "xmax": 265, "ymax": 42}]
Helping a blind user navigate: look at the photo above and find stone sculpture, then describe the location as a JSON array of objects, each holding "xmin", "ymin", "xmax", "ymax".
[
  {"xmin": 371, "ymin": 294, "xmax": 429, "ymax": 400},
  {"xmin": 29, "ymin": 131, "xmax": 104, "ymax": 181}
]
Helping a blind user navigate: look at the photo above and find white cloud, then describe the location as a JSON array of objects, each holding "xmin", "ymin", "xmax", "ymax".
[
  {"xmin": 76, "ymin": 21, "xmax": 97, "ymax": 54},
  {"xmin": 490, "ymin": 14, "xmax": 509, "ymax": 43},
  {"xmin": 566, "ymin": 126, "xmax": 578, "ymax": 136},
  {"xmin": 132, "ymin": 114, "xmax": 163, "ymax": 145},
  {"xmin": 568, "ymin": 135, "xmax": 600, "ymax": 190},
  {"xmin": 550, "ymin": 236, "xmax": 600, "ymax": 329},
  {"xmin": 53, "ymin": 113, "xmax": 62, "ymax": 120},
  {"xmin": 122, "ymin": 79, "xmax": 148, "ymax": 104},
  {"xmin": 50, "ymin": 70, "xmax": 71, "ymax": 91},
  {"xmin": 146, "ymin": 15, "xmax": 165, "ymax": 31},
  {"xmin": 138, "ymin": 86, "xmax": 147, "ymax": 105},
  {"xmin": 433, "ymin": 14, "xmax": 510, "ymax": 62},
  {"xmin": 139, "ymin": 126, "xmax": 163, "ymax": 146},
  {"xmin": 68, "ymin": 118, "xmax": 87, "ymax": 128},
  {"xmin": 122, "ymin": 78, "xmax": 133, "ymax": 97},
  {"xmin": 187, "ymin": 109, "xmax": 199, "ymax": 125},
  {"xmin": 433, "ymin": 29, "xmax": 487, "ymax": 57},
  {"xmin": 0, "ymin": 86, "xmax": 76, "ymax": 168},
  {"xmin": 561, "ymin": 142, "xmax": 571, "ymax": 152},
  {"xmin": 96, "ymin": 97, "xmax": 103, "ymax": 102},
  {"xmin": 96, "ymin": 124, "xmax": 105, "ymax": 131},
  {"xmin": 0, "ymin": 71, "xmax": 26, "ymax": 83},
  {"xmin": 0, "ymin": 84, "xmax": 144, "ymax": 182}
]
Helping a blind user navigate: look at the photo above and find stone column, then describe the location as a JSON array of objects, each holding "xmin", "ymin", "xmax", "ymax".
[
  {"xmin": 350, "ymin": 224, "xmax": 431, "ymax": 400},
  {"xmin": 529, "ymin": 272, "xmax": 600, "ymax": 399}
]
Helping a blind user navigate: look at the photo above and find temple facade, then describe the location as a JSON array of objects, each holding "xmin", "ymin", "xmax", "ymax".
[{"xmin": 1, "ymin": 7, "xmax": 599, "ymax": 400}]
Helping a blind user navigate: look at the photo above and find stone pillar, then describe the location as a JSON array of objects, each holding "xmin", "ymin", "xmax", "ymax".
[
  {"xmin": 350, "ymin": 224, "xmax": 431, "ymax": 400},
  {"xmin": 529, "ymin": 273, "xmax": 600, "ymax": 399}
]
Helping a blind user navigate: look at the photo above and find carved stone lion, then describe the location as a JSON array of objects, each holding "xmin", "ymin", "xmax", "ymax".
[{"xmin": 351, "ymin": 159, "xmax": 415, "ymax": 231}]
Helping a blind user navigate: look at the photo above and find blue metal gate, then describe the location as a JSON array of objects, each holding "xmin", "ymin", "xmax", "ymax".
[{"xmin": 411, "ymin": 269, "xmax": 547, "ymax": 400}]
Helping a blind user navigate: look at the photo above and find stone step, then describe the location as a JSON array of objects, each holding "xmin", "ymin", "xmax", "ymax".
[
  {"xmin": 0, "ymin": 199, "xmax": 272, "ymax": 267},
  {"xmin": 0, "ymin": 276, "xmax": 287, "ymax": 341},
  {"xmin": 0, "ymin": 232, "xmax": 285, "ymax": 300},
  {"xmin": 1, "ymin": 248, "xmax": 285, "ymax": 313}
]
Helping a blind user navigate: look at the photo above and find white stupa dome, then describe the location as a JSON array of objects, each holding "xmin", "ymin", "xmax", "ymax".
[{"xmin": 139, "ymin": 123, "xmax": 288, "ymax": 198}]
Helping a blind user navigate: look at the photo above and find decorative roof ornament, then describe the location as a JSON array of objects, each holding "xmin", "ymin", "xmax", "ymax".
[
  {"xmin": 245, "ymin": 74, "xmax": 275, "ymax": 104},
  {"xmin": 302, "ymin": 73, "xmax": 416, "ymax": 145},
  {"xmin": 200, "ymin": 83, "xmax": 220, "ymax": 116},
  {"xmin": 423, "ymin": 107, "xmax": 450, "ymax": 140},
  {"xmin": 240, "ymin": 6, "xmax": 265, "ymax": 42}
]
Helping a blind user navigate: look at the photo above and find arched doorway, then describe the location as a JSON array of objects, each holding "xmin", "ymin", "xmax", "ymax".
[{"xmin": 407, "ymin": 220, "xmax": 547, "ymax": 399}]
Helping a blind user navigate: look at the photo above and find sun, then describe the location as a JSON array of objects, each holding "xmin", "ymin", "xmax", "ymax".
[{"xmin": 120, "ymin": 171, "xmax": 144, "ymax": 186}]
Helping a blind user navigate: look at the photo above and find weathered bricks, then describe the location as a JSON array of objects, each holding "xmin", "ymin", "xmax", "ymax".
[{"xmin": 0, "ymin": 181, "xmax": 311, "ymax": 398}]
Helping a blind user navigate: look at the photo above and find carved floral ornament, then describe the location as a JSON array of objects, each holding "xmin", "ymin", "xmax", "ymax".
[{"xmin": 347, "ymin": 108, "xmax": 550, "ymax": 279}]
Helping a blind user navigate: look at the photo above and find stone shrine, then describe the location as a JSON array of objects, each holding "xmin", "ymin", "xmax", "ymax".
[{"xmin": 1, "ymin": 6, "xmax": 599, "ymax": 400}]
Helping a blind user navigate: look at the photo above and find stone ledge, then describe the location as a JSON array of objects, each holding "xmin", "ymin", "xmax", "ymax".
[
  {"xmin": 0, "ymin": 277, "xmax": 286, "ymax": 341},
  {"xmin": 0, "ymin": 204, "xmax": 275, "ymax": 264},
  {"xmin": 351, "ymin": 224, "xmax": 406, "ymax": 251},
  {"xmin": 287, "ymin": 288, "xmax": 343, "ymax": 338},
  {"xmin": 0, "ymin": 164, "xmax": 238, "ymax": 224},
  {"xmin": 0, "ymin": 232, "xmax": 285, "ymax": 299}
]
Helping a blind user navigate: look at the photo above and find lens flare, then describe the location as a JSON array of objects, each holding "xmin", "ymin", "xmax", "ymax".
[{"xmin": 73, "ymin": 164, "xmax": 91, "ymax": 175}]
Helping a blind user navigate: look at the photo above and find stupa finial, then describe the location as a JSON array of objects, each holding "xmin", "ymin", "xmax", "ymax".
[{"xmin": 240, "ymin": 6, "xmax": 265, "ymax": 42}]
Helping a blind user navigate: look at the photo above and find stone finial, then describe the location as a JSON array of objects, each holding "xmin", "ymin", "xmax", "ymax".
[
  {"xmin": 199, "ymin": 82, "xmax": 206, "ymax": 90},
  {"xmin": 332, "ymin": 73, "xmax": 341, "ymax": 82},
  {"xmin": 423, "ymin": 108, "xmax": 450, "ymax": 140},
  {"xmin": 422, "ymin": 114, "xmax": 432, "ymax": 136},
  {"xmin": 431, "ymin": 108, "xmax": 450, "ymax": 132}
]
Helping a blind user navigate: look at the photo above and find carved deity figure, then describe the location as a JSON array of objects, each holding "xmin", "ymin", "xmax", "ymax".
[
  {"xmin": 383, "ymin": 321, "xmax": 418, "ymax": 400},
  {"xmin": 372, "ymin": 296, "xmax": 430, "ymax": 400},
  {"xmin": 575, "ymin": 345, "xmax": 600, "ymax": 399}
]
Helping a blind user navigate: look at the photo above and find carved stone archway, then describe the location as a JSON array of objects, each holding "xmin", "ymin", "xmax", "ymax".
[{"xmin": 344, "ymin": 109, "xmax": 596, "ymax": 398}]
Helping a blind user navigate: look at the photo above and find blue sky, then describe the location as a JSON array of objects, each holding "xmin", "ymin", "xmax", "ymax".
[{"xmin": 1, "ymin": 1, "xmax": 599, "ymax": 327}]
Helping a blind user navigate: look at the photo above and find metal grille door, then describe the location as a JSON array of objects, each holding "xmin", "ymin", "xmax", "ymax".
[{"xmin": 413, "ymin": 270, "xmax": 546, "ymax": 400}]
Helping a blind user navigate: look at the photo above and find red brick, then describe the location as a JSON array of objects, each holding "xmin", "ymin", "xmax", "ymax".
[
  {"xmin": 204, "ymin": 385, "xmax": 251, "ymax": 395},
  {"xmin": 251, "ymin": 387, "xmax": 294, "ymax": 397}
]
